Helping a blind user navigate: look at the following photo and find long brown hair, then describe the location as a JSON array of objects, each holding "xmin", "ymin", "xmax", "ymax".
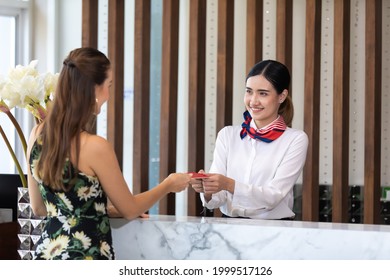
[
  {"xmin": 246, "ymin": 60, "xmax": 294, "ymax": 127},
  {"xmin": 37, "ymin": 47, "xmax": 110, "ymax": 191}
]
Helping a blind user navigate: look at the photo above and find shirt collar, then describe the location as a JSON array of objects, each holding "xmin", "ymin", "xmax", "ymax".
[{"xmin": 250, "ymin": 115, "xmax": 281, "ymax": 132}]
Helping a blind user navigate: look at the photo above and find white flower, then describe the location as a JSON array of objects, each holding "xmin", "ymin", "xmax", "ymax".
[
  {"xmin": 1, "ymin": 61, "xmax": 58, "ymax": 189},
  {"xmin": 100, "ymin": 241, "xmax": 112, "ymax": 259},
  {"xmin": 94, "ymin": 203, "xmax": 106, "ymax": 214},
  {"xmin": 40, "ymin": 235, "xmax": 69, "ymax": 260},
  {"xmin": 58, "ymin": 215, "xmax": 78, "ymax": 233},
  {"xmin": 0, "ymin": 60, "xmax": 58, "ymax": 119},
  {"xmin": 44, "ymin": 201, "xmax": 57, "ymax": 216},
  {"xmin": 2, "ymin": 60, "xmax": 41, "ymax": 108},
  {"xmin": 73, "ymin": 231, "xmax": 92, "ymax": 250},
  {"xmin": 61, "ymin": 252, "xmax": 70, "ymax": 260},
  {"xmin": 43, "ymin": 72, "xmax": 59, "ymax": 102},
  {"xmin": 57, "ymin": 193, "xmax": 74, "ymax": 211},
  {"xmin": 77, "ymin": 184, "xmax": 99, "ymax": 201}
]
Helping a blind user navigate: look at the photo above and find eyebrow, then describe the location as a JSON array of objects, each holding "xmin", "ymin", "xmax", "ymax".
[{"xmin": 246, "ymin": 86, "xmax": 271, "ymax": 92}]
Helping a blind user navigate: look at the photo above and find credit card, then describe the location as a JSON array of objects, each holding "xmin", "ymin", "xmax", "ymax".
[{"xmin": 188, "ymin": 172, "xmax": 209, "ymax": 178}]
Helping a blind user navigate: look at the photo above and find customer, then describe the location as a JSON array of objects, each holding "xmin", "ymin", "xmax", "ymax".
[
  {"xmin": 26, "ymin": 47, "xmax": 191, "ymax": 260},
  {"xmin": 191, "ymin": 60, "xmax": 308, "ymax": 219}
]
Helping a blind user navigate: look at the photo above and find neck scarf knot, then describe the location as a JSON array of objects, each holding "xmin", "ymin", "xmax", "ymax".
[{"xmin": 240, "ymin": 110, "xmax": 286, "ymax": 143}]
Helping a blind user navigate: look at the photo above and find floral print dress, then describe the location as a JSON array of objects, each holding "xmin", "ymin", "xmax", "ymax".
[{"xmin": 29, "ymin": 139, "xmax": 115, "ymax": 260}]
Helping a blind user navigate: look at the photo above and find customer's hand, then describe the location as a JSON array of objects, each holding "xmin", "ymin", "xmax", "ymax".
[
  {"xmin": 139, "ymin": 213, "xmax": 149, "ymax": 218},
  {"xmin": 164, "ymin": 173, "xmax": 192, "ymax": 193}
]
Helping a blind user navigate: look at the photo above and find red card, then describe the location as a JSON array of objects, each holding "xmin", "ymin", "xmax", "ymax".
[{"xmin": 188, "ymin": 172, "xmax": 209, "ymax": 178}]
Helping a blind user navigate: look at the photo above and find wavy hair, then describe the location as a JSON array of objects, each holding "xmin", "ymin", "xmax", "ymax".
[
  {"xmin": 37, "ymin": 47, "xmax": 110, "ymax": 191},
  {"xmin": 246, "ymin": 60, "xmax": 293, "ymax": 127}
]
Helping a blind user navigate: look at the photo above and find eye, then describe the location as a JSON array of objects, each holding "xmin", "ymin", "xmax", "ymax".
[
  {"xmin": 259, "ymin": 91, "xmax": 268, "ymax": 96},
  {"xmin": 245, "ymin": 88, "xmax": 252, "ymax": 94}
]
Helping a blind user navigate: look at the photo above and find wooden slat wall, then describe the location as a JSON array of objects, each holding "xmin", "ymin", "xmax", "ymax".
[
  {"xmin": 213, "ymin": 0, "xmax": 235, "ymax": 218},
  {"xmin": 159, "ymin": 0, "xmax": 180, "ymax": 215},
  {"xmin": 246, "ymin": 0, "xmax": 263, "ymax": 74},
  {"xmin": 81, "ymin": 0, "xmax": 98, "ymax": 48},
  {"xmin": 107, "ymin": 0, "xmax": 124, "ymax": 168},
  {"xmin": 364, "ymin": 0, "xmax": 382, "ymax": 224},
  {"xmin": 302, "ymin": 0, "xmax": 321, "ymax": 222},
  {"xmin": 276, "ymin": 0, "xmax": 292, "ymax": 76},
  {"xmin": 332, "ymin": 0, "xmax": 350, "ymax": 223},
  {"xmin": 216, "ymin": 0, "xmax": 235, "ymax": 133},
  {"xmin": 187, "ymin": 0, "xmax": 207, "ymax": 217},
  {"xmin": 81, "ymin": 0, "xmax": 98, "ymax": 134},
  {"xmin": 81, "ymin": 0, "xmax": 386, "ymax": 223},
  {"xmin": 133, "ymin": 0, "xmax": 151, "ymax": 195}
]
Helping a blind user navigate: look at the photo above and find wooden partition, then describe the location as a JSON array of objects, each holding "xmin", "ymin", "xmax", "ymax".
[
  {"xmin": 133, "ymin": 0, "xmax": 151, "ymax": 195},
  {"xmin": 332, "ymin": 0, "xmax": 350, "ymax": 223},
  {"xmin": 159, "ymin": 0, "xmax": 180, "ymax": 214},
  {"xmin": 302, "ymin": 0, "xmax": 321, "ymax": 222},
  {"xmin": 364, "ymin": 0, "xmax": 382, "ymax": 224},
  {"xmin": 187, "ymin": 0, "xmax": 207, "ymax": 217},
  {"xmin": 276, "ymin": 0, "xmax": 292, "ymax": 75},
  {"xmin": 107, "ymin": 0, "xmax": 124, "ymax": 168},
  {"xmin": 216, "ymin": 0, "xmax": 235, "ymax": 133},
  {"xmin": 246, "ymin": 0, "xmax": 263, "ymax": 74},
  {"xmin": 81, "ymin": 0, "xmax": 98, "ymax": 48},
  {"xmin": 81, "ymin": 0, "xmax": 386, "ymax": 223}
]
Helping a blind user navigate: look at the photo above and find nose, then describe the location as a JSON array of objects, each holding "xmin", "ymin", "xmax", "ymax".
[{"xmin": 250, "ymin": 93, "xmax": 259, "ymax": 105}]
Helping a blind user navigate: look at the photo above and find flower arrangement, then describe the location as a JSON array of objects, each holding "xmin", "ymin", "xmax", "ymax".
[{"xmin": 0, "ymin": 60, "xmax": 59, "ymax": 187}]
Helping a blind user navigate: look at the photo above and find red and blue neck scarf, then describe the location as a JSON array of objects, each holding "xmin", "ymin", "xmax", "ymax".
[{"xmin": 240, "ymin": 110, "xmax": 286, "ymax": 143}]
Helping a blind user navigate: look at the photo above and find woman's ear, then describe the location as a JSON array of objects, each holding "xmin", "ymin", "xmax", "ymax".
[{"xmin": 279, "ymin": 89, "xmax": 288, "ymax": 103}]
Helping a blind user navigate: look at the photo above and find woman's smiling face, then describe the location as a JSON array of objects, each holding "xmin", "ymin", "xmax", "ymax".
[{"xmin": 244, "ymin": 74, "xmax": 286, "ymax": 128}]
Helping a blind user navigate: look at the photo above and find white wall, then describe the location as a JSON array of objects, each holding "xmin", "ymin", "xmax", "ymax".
[{"xmin": 32, "ymin": 0, "xmax": 81, "ymax": 73}]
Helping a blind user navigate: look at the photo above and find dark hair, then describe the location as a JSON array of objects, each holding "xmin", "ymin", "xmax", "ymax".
[
  {"xmin": 246, "ymin": 60, "xmax": 293, "ymax": 126},
  {"xmin": 38, "ymin": 47, "xmax": 111, "ymax": 191}
]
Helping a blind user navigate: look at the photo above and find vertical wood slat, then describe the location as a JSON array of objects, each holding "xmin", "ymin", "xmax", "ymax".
[
  {"xmin": 81, "ymin": 0, "xmax": 98, "ymax": 48},
  {"xmin": 276, "ymin": 0, "xmax": 293, "ymax": 75},
  {"xmin": 214, "ymin": 0, "xmax": 234, "ymax": 218},
  {"xmin": 107, "ymin": 0, "xmax": 124, "ymax": 168},
  {"xmin": 133, "ymin": 0, "xmax": 151, "ymax": 195},
  {"xmin": 332, "ymin": 0, "xmax": 350, "ymax": 223},
  {"xmin": 187, "ymin": 0, "xmax": 207, "ymax": 217},
  {"xmin": 216, "ymin": 0, "xmax": 234, "ymax": 133},
  {"xmin": 364, "ymin": 0, "xmax": 382, "ymax": 224},
  {"xmin": 81, "ymin": 0, "xmax": 99, "ymax": 134},
  {"xmin": 302, "ymin": 0, "xmax": 321, "ymax": 222},
  {"xmin": 159, "ymin": 0, "xmax": 180, "ymax": 215},
  {"xmin": 246, "ymin": 0, "xmax": 263, "ymax": 74}
]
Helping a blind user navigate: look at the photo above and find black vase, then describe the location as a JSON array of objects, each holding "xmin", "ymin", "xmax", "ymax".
[{"xmin": 0, "ymin": 173, "xmax": 20, "ymax": 222}]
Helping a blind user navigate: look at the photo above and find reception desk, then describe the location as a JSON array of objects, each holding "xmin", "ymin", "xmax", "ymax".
[{"xmin": 110, "ymin": 215, "xmax": 390, "ymax": 260}]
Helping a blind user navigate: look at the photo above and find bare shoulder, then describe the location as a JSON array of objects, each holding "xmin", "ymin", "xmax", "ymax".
[
  {"xmin": 83, "ymin": 133, "xmax": 111, "ymax": 148},
  {"xmin": 82, "ymin": 133, "xmax": 115, "ymax": 156},
  {"xmin": 80, "ymin": 133, "xmax": 120, "ymax": 177}
]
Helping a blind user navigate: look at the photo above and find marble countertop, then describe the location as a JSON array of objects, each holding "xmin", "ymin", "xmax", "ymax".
[
  {"xmin": 110, "ymin": 215, "xmax": 390, "ymax": 260},
  {"xmin": 120, "ymin": 214, "xmax": 390, "ymax": 232}
]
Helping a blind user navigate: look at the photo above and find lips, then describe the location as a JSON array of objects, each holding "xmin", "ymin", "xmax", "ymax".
[{"xmin": 250, "ymin": 107, "xmax": 263, "ymax": 113}]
